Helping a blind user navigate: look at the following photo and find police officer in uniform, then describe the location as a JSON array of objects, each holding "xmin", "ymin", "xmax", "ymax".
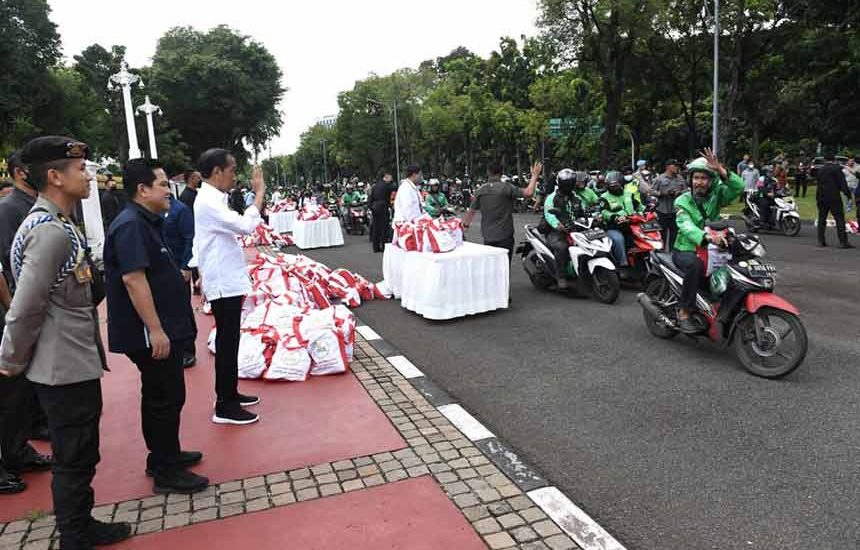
[{"xmin": 0, "ymin": 137, "xmax": 131, "ymax": 549}]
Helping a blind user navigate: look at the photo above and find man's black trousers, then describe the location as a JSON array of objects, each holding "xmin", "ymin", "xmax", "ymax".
[
  {"xmin": 210, "ymin": 296, "xmax": 243, "ymax": 405},
  {"xmin": 127, "ymin": 342, "xmax": 188, "ymax": 473},
  {"xmin": 544, "ymin": 231, "xmax": 569, "ymax": 275},
  {"xmin": 817, "ymin": 201, "xmax": 848, "ymax": 245},
  {"xmin": 370, "ymin": 202, "xmax": 391, "ymax": 252},
  {"xmin": 34, "ymin": 379, "xmax": 102, "ymax": 550}
]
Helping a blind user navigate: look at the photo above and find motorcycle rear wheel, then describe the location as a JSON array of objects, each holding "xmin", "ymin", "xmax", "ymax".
[
  {"xmin": 781, "ymin": 216, "xmax": 801, "ymax": 236},
  {"xmin": 591, "ymin": 267, "xmax": 620, "ymax": 304},
  {"xmin": 642, "ymin": 278, "xmax": 679, "ymax": 339},
  {"xmin": 734, "ymin": 307, "xmax": 807, "ymax": 378}
]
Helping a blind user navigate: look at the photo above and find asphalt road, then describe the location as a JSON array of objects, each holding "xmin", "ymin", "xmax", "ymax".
[{"xmin": 297, "ymin": 213, "xmax": 859, "ymax": 550}]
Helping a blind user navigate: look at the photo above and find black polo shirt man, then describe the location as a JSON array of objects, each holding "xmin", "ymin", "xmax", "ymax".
[{"xmin": 104, "ymin": 159, "xmax": 208, "ymax": 495}]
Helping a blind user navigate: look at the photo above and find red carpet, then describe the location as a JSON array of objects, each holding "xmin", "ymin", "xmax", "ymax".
[
  {"xmin": 1, "ymin": 302, "xmax": 404, "ymax": 522},
  {"xmin": 112, "ymin": 477, "xmax": 487, "ymax": 550}
]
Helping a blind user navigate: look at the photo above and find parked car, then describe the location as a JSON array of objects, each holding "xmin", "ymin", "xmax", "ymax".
[{"xmin": 809, "ymin": 155, "xmax": 849, "ymax": 178}]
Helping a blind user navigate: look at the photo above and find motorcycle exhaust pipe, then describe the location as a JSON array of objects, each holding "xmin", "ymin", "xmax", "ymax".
[{"xmin": 637, "ymin": 292, "xmax": 676, "ymax": 327}]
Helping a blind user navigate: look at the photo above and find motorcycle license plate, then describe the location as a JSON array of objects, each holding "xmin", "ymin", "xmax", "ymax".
[
  {"xmin": 747, "ymin": 262, "xmax": 776, "ymax": 275},
  {"xmin": 640, "ymin": 222, "xmax": 661, "ymax": 232},
  {"xmin": 582, "ymin": 229, "xmax": 605, "ymax": 240}
]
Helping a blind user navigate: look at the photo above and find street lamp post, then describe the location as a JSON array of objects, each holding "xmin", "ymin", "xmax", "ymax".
[
  {"xmin": 108, "ymin": 61, "xmax": 143, "ymax": 160},
  {"xmin": 367, "ymin": 97, "xmax": 401, "ymax": 182},
  {"xmin": 320, "ymin": 139, "xmax": 328, "ymax": 183},
  {"xmin": 136, "ymin": 95, "xmax": 162, "ymax": 159},
  {"xmin": 712, "ymin": 0, "xmax": 720, "ymax": 154}
]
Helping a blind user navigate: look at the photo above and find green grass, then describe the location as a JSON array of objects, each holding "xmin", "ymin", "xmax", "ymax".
[{"xmin": 722, "ymin": 191, "xmax": 821, "ymax": 220}]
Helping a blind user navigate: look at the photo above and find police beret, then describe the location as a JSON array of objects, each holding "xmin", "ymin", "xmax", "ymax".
[{"xmin": 20, "ymin": 136, "xmax": 91, "ymax": 165}]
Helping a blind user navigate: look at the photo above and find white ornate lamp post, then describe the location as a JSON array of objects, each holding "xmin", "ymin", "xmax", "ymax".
[
  {"xmin": 137, "ymin": 95, "xmax": 163, "ymax": 159},
  {"xmin": 107, "ymin": 61, "xmax": 143, "ymax": 160}
]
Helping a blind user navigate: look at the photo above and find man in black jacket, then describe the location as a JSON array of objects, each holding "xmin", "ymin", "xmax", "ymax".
[
  {"xmin": 816, "ymin": 154, "xmax": 854, "ymax": 248},
  {"xmin": 369, "ymin": 173, "xmax": 397, "ymax": 253}
]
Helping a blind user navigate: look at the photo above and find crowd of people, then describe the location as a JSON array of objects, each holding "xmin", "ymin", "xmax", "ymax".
[
  {"xmin": 0, "ymin": 136, "xmax": 272, "ymax": 550},
  {"xmin": 0, "ymin": 130, "xmax": 856, "ymax": 550}
]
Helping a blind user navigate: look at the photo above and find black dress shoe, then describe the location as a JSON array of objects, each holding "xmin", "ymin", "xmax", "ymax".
[
  {"xmin": 146, "ymin": 450, "xmax": 203, "ymax": 476},
  {"xmin": 86, "ymin": 518, "xmax": 132, "ymax": 546},
  {"xmin": 0, "ymin": 470, "xmax": 27, "ymax": 494},
  {"xmin": 153, "ymin": 469, "xmax": 209, "ymax": 495},
  {"xmin": 839, "ymin": 243, "xmax": 855, "ymax": 249},
  {"xmin": 678, "ymin": 317, "xmax": 700, "ymax": 334},
  {"xmin": 7, "ymin": 452, "xmax": 53, "ymax": 473}
]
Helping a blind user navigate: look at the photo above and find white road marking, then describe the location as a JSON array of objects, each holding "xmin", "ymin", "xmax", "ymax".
[
  {"xmin": 387, "ymin": 355, "xmax": 424, "ymax": 379},
  {"xmin": 438, "ymin": 404, "xmax": 495, "ymax": 441},
  {"xmin": 356, "ymin": 325, "xmax": 381, "ymax": 340},
  {"xmin": 528, "ymin": 487, "xmax": 627, "ymax": 550}
]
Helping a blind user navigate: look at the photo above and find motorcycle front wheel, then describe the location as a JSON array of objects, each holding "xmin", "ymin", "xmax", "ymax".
[
  {"xmin": 781, "ymin": 216, "xmax": 801, "ymax": 236},
  {"xmin": 591, "ymin": 267, "xmax": 620, "ymax": 304},
  {"xmin": 734, "ymin": 307, "xmax": 808, "ymax": 378}
]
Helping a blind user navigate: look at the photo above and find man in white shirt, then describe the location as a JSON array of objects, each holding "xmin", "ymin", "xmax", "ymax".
[
  {"xmin": 393, "ymin": 165, "xmax": 424, "ymax": 223},
  {"xmin": 194, "ymin": 149, "xmax": 265, "ymax": 425}
]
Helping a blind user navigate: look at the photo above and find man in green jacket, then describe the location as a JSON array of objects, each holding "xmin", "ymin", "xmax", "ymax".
[
  {"xmin": 600, "ymin": 171, "xmax": 642, "ymax": 269},
  {"xmin": 673, "ymin": 149, "xmax": 746, "ymax": 333},
  {"xmin": 574, "ymin": 171, "xmax": 600, "ymax": 208},
  {"xmin": 424, "ymin": 179, "xmax": 449, "ymax": 218},
  {"xmin": 543, "ymin": 169, "xmax": 585, "ymax": 290}
]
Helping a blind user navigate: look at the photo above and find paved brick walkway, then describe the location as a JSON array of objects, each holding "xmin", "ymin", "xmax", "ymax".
[{"xmin": 0, "ymin": 333, "xmax": 584, "ymax": 550}]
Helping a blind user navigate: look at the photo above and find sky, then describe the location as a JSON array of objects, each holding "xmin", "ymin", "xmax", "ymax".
[{"xmin": 48, "ymin": 0, "xmax": 539, "ymax": 156}]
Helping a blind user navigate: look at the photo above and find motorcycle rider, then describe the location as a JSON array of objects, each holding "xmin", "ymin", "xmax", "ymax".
[
  {"xmin": 542, "ymin": 169, "xmax": 585, "ymax": 290},
  {"xmin": 424, "ymin": 178, "xmax": 449, "ymax": 218},
  {"xmin": 600, "ymin": 171, "xmax": 642, "ymax": 273},
  {"xmin": 755, "ymin": 166, "xmax": 778, "ymax": 228},
  {"xmin": 574, "ymin": 171, "xmax": 600, "ymax": 208},
  {"xmin": 673, "ymin": 149, "xmax": 746, "ymax": 333},
  {"xmin": 341, "ymin": 183, "xmax": 362, "ymax": 208}
]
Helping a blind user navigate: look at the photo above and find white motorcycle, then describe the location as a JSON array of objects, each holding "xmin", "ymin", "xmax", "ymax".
[
  {"xmin": 516, "ymin": 210, "xmax": 621, "ymax": 304},
  {"xmin": 742, "ymin": 189, "xmax": 801, "ymax": 236}
]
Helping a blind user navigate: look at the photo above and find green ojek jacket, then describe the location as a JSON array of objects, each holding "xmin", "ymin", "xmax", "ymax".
[
  {"xmin": 575, "ymin": 187, "xmax": 600, "ymax": 208},
  {"xmin": 673, "ymin": 171, "xmax": 746, "ymax": 252},
  {"xmin": 544, "ymin": 191, "xmax": 583, "ymax": 230},
  {"xmin": 342, "ymin": 191, "xmax": 363, "ymax": 206},
  {"xmin": 600, "ymin": 189, "xmax": 641, "ymax": 225},
  {"xmin": 424, "ymin": 192, "xmax": 449, "ymax": 217}
]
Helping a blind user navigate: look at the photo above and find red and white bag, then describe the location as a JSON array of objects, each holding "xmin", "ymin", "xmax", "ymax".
[
  {"xmin": 237, "ymin": 330, "xmax": 271, "ymax": 379},
  {"xmin": 308, "ymin": 329, "xmax": 350, "ymax": 376},
  {"xmin": 265, "ymin": 340, "xmax": 312, "ymax": 381},
  {"xmin": 422, "ymin": 221, "xmax": 457, "ymax": 253}
]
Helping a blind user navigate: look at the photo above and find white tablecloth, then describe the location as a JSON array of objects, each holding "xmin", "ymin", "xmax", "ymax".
[
  {"xmin": 292, "ymin": 218, "xmax": 344, "ymax": 249},
  {"xmin": 269, "ymin": 211, "xmax": 297, "ymax": 233},
  {"xmin": 382, "ymin": 242, "xmax": 509, "ymax": 320}
]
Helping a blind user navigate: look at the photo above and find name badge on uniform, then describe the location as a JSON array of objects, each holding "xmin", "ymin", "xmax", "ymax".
[{"xmin": 75, "ymin": 261, "xmax": 94, "ymax": 284}]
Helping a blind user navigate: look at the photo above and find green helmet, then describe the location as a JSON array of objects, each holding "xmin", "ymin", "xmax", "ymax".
[{"xmin": 686, "ymin": 157, "xmax": 718, "ymax": 182}]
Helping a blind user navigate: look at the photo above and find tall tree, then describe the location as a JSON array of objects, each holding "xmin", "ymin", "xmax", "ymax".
[
  {"xmin": 73, "ymin": 44, "xmax": 128, "ymax": 160},
  {"xmin": 0, "ymin": 0, "xmax": 61, "ymax": 152},
  {"xmin": 148, "ymin": 25, "xmax": 285, "ymax": 166},
  {"xmin": 539, "ymin": 0, "xmax": 659, "ymax": 168}
]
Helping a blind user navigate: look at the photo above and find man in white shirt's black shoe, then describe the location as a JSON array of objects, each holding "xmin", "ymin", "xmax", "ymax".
[{"xmin": 194, "ymin": 149, "xmax": 265, "ymax": 425}]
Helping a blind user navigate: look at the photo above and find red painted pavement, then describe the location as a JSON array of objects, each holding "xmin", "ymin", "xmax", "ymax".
[
  {"xmin": 1, "ymin": 299, "xmax": 404, "ymax": 522},
  {"xmin": 112, "ymin": 477, "xmax": 487, "ymax": 550}
]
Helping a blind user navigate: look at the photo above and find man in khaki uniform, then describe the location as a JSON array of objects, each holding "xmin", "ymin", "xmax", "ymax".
[{"xmin": 0, "ymin": 137, "xmax": 130, "ymax": 550}]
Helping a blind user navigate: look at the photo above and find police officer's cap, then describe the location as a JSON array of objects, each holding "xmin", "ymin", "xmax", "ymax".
[{"xmin": 21, "ymin": 136, "xmax": 91, "ymax": 165}]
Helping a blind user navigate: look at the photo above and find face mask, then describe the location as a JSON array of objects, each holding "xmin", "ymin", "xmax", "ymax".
[{"xmin": 624, "ymin": 175, "xmax": 633, "ymax": 182}]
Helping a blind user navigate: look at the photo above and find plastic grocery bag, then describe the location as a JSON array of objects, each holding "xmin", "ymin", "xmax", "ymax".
[
  {"xmin": 265, "ymin": 341, "xmax": 312, "ymax": 381},
  {"xmin": 308, "ymin": 329, "xmax": 349, "ymax": 376},
  {"xmin": 237, "ymin": 331, "xmax": 269, "ymax": 379}
]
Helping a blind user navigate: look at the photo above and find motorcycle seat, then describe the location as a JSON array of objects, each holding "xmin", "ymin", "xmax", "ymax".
[{"xmin": 654, "ymin": 252, "xmax": 681, "ymax": 272}]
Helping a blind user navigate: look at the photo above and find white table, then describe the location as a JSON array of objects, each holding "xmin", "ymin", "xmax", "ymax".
[
  {"xmin": 292, "ymin": 218, "xmax": 344, "ymax": 249},
  {"xmin": 382, "ymin": 242, "xmax": 509, "ymax": 320},
  {"xmin": 269, "ymin": 210, "xmax": 297, "ymax": 233}
]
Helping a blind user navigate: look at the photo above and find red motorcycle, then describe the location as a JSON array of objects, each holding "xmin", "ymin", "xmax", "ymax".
[
  {"xmin": 622, "ymin": 211, "xmax": 664, "ymax": 283},
  {"xmin": 637, "ymin": 221, "xmax": 807, "ymax": 378}
]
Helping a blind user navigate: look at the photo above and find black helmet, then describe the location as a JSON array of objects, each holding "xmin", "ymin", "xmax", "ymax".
[
  {"xmin": 605, "ymin": 171, "xmax": 624, "ymax": 195},
  {"xmin": 556, "ymin": 168, "xmax": 576, "ymax": 195},
  {"xmin": 574, "ymin": 171, "xmax": 589, "ymax": 188}
]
